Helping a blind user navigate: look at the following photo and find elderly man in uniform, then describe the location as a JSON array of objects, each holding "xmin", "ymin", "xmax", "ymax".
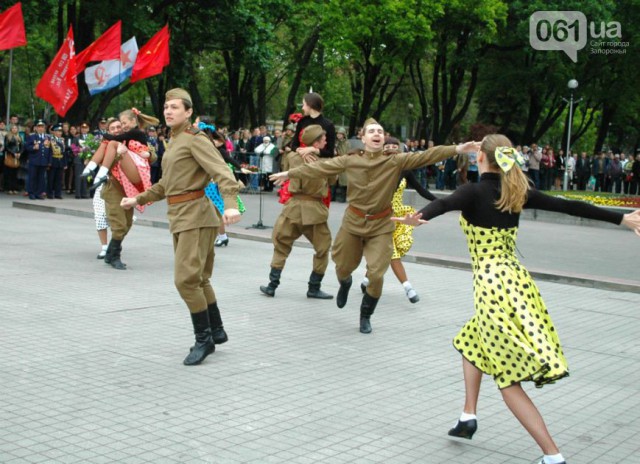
[
  {"xmin": 260, "ymin": 125, "xmax": 334, "ymax": 300},
  {"xmin": 122, "ymin": 88, "xmax": 241, "ymax": 366},
  {"xmin": 47, "ymin": 125, "xmax": 66, "ymax": 199},
  {"xmin": 271, "ymin": 118, "xmax": 478, "ymax": 334},
  {"xmin": 25, "ymin": 119, "xmax": 52, "ymax": 200}
]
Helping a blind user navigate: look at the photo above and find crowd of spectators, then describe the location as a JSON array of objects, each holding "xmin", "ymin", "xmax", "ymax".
[{"xmin": 2, "ymin": 114, "xmax": 639, "ymax": 199}]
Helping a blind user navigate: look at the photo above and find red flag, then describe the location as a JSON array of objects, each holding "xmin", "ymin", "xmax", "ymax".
[
  {"xmin": 130, "ymin": 24, "xmax": 170, "ymax": 83},
  {"xmin": 0, "ymin": 3, "xmax": 27, "ymax": 50},
  {"xmin": 35, "ymin": 26, "xmax": 78, "ymax": 117},
  {"xmin": 75, "ymin": 20, "xmax": 121, "ymax": 75}
]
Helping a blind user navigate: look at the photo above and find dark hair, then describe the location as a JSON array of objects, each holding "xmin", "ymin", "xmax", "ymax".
[{"xmin": 303, "ymin": 92, "xmax": 324, "ymax": 112}]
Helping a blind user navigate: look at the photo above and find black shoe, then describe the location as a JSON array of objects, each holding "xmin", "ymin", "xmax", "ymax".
[
  {"xmin": 184, "ymin": 311, "xmax": 215, "ymax": 366},
  {"xmin": 448, "ymin": 419, "xmax": 477, "ymax": 440},
  {"xmin": 215, "ymin": 237, "xmax": 229, "ymax": 247},
  {"xmin": 337, "ymin": 276, "xmax": 352, "ymax": 308},
  {"xmin": 104, "ymin": 239, "xmax": 126, "ymax": 270},
  {"xmin": 359, "ymin": 317, "xmax": 372, "ymax": 334},
  {"xmin": 260, "ymin": 285, "xmax": 275, "ymax": 296},
  {"xmin": 211, "ymin": 327, "xmax": 228, "ymax": 344},
  {"xmin": 307, "ymin": 271, "xmax": 333, "ymax": 299},
  {"xmin": 89, "ymin": 176, "xmax": 108, "ymax": 192}
]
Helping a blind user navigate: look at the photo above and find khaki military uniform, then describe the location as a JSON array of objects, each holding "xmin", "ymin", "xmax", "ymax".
[
  {"xmin": 136, "ymin": 121, "xmax": 239, "ymax": 313},
  {"xmin": 288, "ymin": 145, "xmax": 457, "ymax": 298},
  {"xmin": 270, "ymin": 151, "xmax": 333, "ymax": 273}
]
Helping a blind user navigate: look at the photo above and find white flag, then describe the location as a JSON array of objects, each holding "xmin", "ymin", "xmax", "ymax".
[{"xmin": 85, "ymin": 37, "xmax": 138, "ymax": 95}]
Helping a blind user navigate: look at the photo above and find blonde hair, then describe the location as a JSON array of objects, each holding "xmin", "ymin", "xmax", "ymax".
[
  {"xmin": 481, "ymin": 134, "xmax": 531, "ymax": 213},
  {"xmin": 119, "ymin": 108, "xmax": 159, "ymax": 130}
]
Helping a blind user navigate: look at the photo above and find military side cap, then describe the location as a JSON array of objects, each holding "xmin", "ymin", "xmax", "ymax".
[
  {"xmin": 285, "ymin": 123, "xmax": 295, "ymax": 131},
  {"xmin": 165, "ymin": 88, "xmax": 192, "ymax": 106},
  {"xmin": 35, "ymin": 119, "xmax": 46, "ymax": 126},
  {"xmin": 301, "ymin": 124, "xmax": 325, "ymax": 145},
  {"xmin": 337, "ymin": 127, "xmax": 347, "ymax": 135},
  {"xmin": 363, "ymin": 117, "xmax": 378, "ymax": 129}
]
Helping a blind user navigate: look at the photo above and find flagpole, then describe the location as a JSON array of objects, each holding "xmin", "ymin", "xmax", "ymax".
[
  {"xmin": 24, "ymin": 45, "xmax": 36, "ymax": 120},
  {"xmin": 5, "ymin": 48, "xmax": 12, "ymax": 124}
]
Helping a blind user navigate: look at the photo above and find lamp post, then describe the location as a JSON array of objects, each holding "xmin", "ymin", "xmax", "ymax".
[{"xmin": 563, "ymin": 79, "xmax": 579, "ymax": 191}]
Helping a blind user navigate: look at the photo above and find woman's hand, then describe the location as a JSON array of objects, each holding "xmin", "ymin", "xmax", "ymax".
[
  {"xmin": 120, "ymin": 197, "xmax": 137, "ymax": 210},
  {"xmin": 456, "ymin": 141, "xmax": 481, "ymax": 154},
  {"xmin": 390, "ymin": 212, "xmax": 428, "ymax": 227},
  {"xmin": 622, "ymin": 210, "xmax": 640, "ymax": 237},
  {"xmin": 223, "ymin": 208, "xmax": 241, "ymax": 226},
  {"xmin": 269, "ymin": 171, "xmax": 289, "ymax": 186},
  {"xmin": 296, "ymin": 146, "xmax": 317, "ymax": 162}
]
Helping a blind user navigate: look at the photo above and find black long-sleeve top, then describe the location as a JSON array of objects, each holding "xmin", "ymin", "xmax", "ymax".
[
  {"xmin": 103, "ymin": 127, "xmax": 147, "ymax": 147},
  {"xmin": 418, "ymin": 172, "xmax": 623, "ymax": 228},
  {"xmin": 291, "ymin": 114, "xmax": 336, "ymax": 158},
  {"xmin": 401, "ymin": 170, "xmax": 437, "ymax": 201},
  {"xmin": 216, "ymin": 144, "xmax": 242, "ymax": 170}
]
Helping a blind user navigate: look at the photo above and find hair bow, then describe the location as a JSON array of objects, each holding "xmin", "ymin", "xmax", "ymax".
[
  {"xmin": 131, "ymin": 108, "xmax": 141, "ymax": 116},
  {"xmin": 289, "ymin": 113, "xmax": 303, "ymax": 123},
  {"xmin": 495, "ymin": 146, "xmax": 524, "ymax": 173},
  {"xmin": 197, "ymin": 121, "xmax": 216, "ymax": 132}
]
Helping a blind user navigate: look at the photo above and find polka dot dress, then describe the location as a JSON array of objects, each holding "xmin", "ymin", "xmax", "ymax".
[
  {"xmin": 391, "ymin": 178, "xmax": 416, "ymax": 259},
  {"xmin": 453, "ymin": 215, "xmax": 569, "ymax": 389},
  {"xmin": 92, "ymin": 184, "xmax": 109, "ymax": 231}
]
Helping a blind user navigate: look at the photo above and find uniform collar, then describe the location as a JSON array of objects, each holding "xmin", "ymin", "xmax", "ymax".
[
  {"xmin": 364, "ymin": 149, "xmax": 383, "ymax": 158},
  {"xmin": 170, "ymin": 120, "xmax": 192, "ymax": 137}
]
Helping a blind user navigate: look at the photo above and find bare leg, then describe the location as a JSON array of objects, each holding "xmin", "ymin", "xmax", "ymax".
[
  {"xmin": 98, "ymin": 228, "xmax": 108, "ymax": 246},
  {"xmin": 99, "ymin": 141, "xmax": 122, "ymax": 171},
  {"xmin": 462, "ymin": 357, "xmax": 482, "ymax": 414},
  {"xmin": 500, "ymin": 383, "xmax": 560, "ymax": 455},
  {"xmin": 219, "ymin": 222, "xmax": 226, "ymax": 235},
  {"xmin": 390, "ymin": 259, "xmax": 408, "ymax": 284},
  {"xmin": 118, "ymin": 152, "xmax": 142, "ymax": 185},
  {"xmin": 90, "ymin": 141, "xmax": 108, "ymax": 165}
]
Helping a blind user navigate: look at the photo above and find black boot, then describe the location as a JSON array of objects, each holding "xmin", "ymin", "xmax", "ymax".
[
  {"xmin": 106, "ymin": 239, "xmax": 126, "ymax": 270},
  {"xmin": 183, "ymin": 310, "xmax": 215, "ymax": 366},
  {"xmin": 336, "ymin": 276, "xmax": 352, "ymax": 308},
  {"xmin": 307, "ymin": 271, "xmax": 333, "ymax": 299},
  {"xmin": 359, "ymin": 292, "xmax": 379, "ymax": 334},
  {"xmin": 260, "ymin": 267, "xmax": 282, "ymax": 297},
  {"xmin": 207, "ymin": 301, "xmax": 228, "ymax": 344}
]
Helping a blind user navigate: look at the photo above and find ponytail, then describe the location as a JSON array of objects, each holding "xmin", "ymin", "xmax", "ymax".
[
  {"xmin": 480, "ymin": 134, "xmax": 531, "ymax": 213},
  {"xmin": 120, "ymin": 108, "xmax": 160, "ymax": 130}
]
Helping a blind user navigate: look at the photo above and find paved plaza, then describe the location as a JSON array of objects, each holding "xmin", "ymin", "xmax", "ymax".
[{"xmin": 1, "ymin": 194, "xmax": 639, "ymax": 463}]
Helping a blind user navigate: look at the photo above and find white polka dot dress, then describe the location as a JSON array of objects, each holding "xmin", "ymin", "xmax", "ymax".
[
  {"xmin": 93, "ymin": 184, "xmax": 109, "ymax": 231},
  {"xmin": 454, "ymin": 215, "xmax": 569, "ymax": 389}
]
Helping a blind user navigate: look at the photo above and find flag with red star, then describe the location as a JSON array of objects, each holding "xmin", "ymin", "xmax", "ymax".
[{"xmin": 84, "ymin": 37, "xmax": 138, "ymax": 95}]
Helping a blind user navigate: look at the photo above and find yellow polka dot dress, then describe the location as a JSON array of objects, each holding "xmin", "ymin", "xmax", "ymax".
[
  {"xmin": 454, "ymin": 215, "xmax": 569, "ymax": 389},
  {"xmin": 391, "ymin": 178, "xmax": 416, "ymax": 259}
]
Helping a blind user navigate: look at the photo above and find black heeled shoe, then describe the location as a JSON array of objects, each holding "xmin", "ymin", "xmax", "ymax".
[
  {"xmin": 89, "ymin": 176, "xmax": 108, "ymax": 192},
  {"xmin": 215, "ymin": 237, "xmax": 229, "ymax": 247},
  {"xmin": 448, "ymin": 419, "xmax": 477, "ymax": 439}
]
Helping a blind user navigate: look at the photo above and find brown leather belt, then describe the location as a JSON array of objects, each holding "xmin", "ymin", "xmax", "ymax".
[
  {"xmin": 348, "ymin": 205, "xmax": 392, "ymax": 220},
  {"xmin": 292, "ymin": 193, "xmax": 322, "ymax": 201},
  {"xmin": 167, "ymin": 190, "xmax": 205, "ymax": 205}
]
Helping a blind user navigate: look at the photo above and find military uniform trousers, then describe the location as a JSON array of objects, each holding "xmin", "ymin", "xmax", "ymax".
[
  {"xmin": 331, "ymin": 228, "xmax": 393, "ymax": 299},
  {"xmin": 271, "ymin": 214, "xmax": 331, "ymax": 274},
  {"xmin": 102, "ymin": 179, "xmax": 133, "ymax": 241},
  {"xmin": 47, "ymin": 166, "xmax": 64, "ymax": 198},
  {"xmin": 173, "ymin": 226, "xmax": 219, "ymax": 312}
]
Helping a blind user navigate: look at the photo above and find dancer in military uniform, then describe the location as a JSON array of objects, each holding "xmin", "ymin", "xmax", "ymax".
[
  {"xmin": 271, "ymin": 118, "xmax": 478, "ymax": 333},
  {"xmin": 260, "ymin": 125, "xmax": 334, "ymax": 300},
  {"xmin": 121, "ymin": 88, "xmax": 240, "ymax": 366}
]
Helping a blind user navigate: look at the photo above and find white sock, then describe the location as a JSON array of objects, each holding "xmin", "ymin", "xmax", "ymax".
[
  {"xmin": 101, "ymin": 244, "xmax": 108, "ymax": 251},
  {"xmin": 402, "ymin": 281, "xmax": 413, "ymax": 290},
  {"xmin": 94, "ymin": 166, "xmax": 109, "ymax": 182},
  {"xmin": 460, "ymin": 412, "xmax": 477, "ymax": 422},
  {"xmin": 542, "ymin": 454, "xmax": 565, "ymax": 464},
  {"xmin": 362, "ymin": 276, "xmax": 369, "ymax": 286},
  {"xmin": 218, "ymin": 233, "xmax": 228, "ymax": 240},
  {"xmin": 83, "ymin": 161, "xmax": 97, "ymax": 174}
]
